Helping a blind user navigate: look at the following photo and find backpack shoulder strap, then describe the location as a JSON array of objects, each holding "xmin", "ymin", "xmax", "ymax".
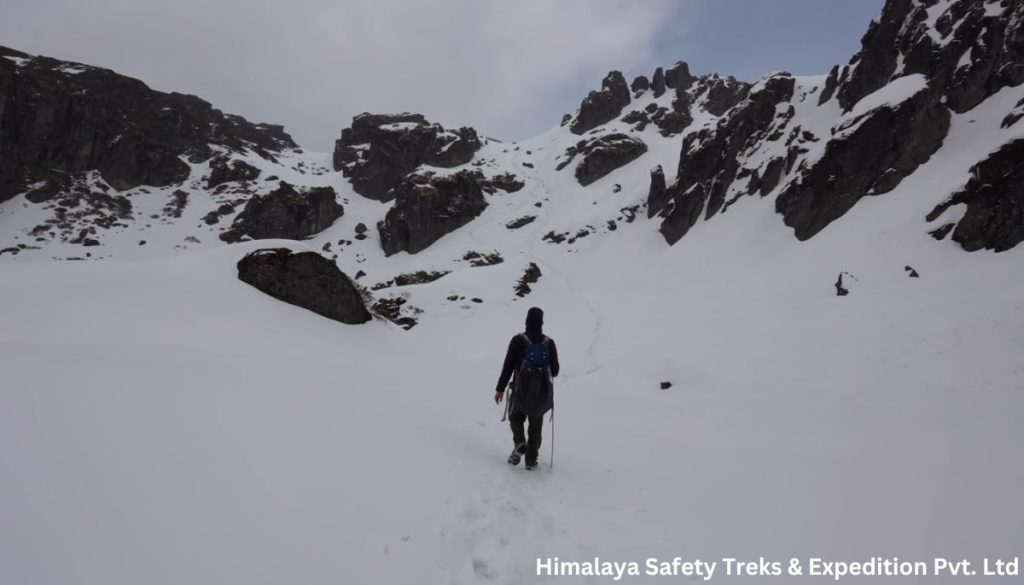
[{"xmin": 518, "ymin": 333, "xmax": 531, "ymax": 346}]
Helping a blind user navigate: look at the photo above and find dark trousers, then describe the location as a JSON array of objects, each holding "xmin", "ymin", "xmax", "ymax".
[{"xmin": 509, "ymin": 413, "xmax": 544, "ymax": 463}]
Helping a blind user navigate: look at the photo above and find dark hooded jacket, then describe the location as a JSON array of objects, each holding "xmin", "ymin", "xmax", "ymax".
[{"xmin": 495, "ymin": 307, "xmax": 560, "ymax": 393}]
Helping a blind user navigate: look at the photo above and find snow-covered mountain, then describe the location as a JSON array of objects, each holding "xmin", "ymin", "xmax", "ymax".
[{"xmin": 1, "ymin": 1, "xmax": 1022, "ymax": 583}]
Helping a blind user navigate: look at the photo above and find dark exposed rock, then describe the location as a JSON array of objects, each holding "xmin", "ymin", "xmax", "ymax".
[
  {"xmin": 620, "ymin": 205, "xmax": 641, "ymax": 223},
  {"xmin": 703, "ymin": 75, "xmax": 749, "ymax": 116},
  {"xmin": 837, "ymin": 0, "xmax": 1024, "ymax": 115},
  {"xmin": 819, "ymin": 65, "xmax": 841, "ymax": 105},
  {"xmin": 759, "ymin": 158, "xmax": 785, "ymax": 196},
  {"xmin": 371, "ymin": 296, "xmax": 418, "ymax": 329},
  {"xmin": 556, "ymin": 139, "xmax": 588, "ymax": 171},
  {"xmin": 655, "ymin": 110, "xmax": 692, "ymax": 136},
  {"xmin": 776, "ymin": 89, "xmax": 950, "ymax": 240},
  {"xmin": 567, "ymin": 228, "xmax": 591, "ymax": 244},
  {"xmin": 930, "ymin": 223, "xmax": 956, "ymax": 240},
  {"xmin": 647, "ymin": 166, "xmax": 667, "ymax": 217},
  {"xmin": 332, "ymin": 113, "xmax": 482, "ymax": 201},
  {"xmin": 203, "ymin": 202, "xmax": 237, "ymax": 225},
  {"xmin": 621, "ymin": 110, "xmax": 650, "ymax": 131},
  {"xmin": 506, "ymin": 215, "xmax": 537, "ymax": 230},
  {"xmin": 237, "ymin": 248, "xmax": 371, "ymax": 324},
  {"xmin": 655, "ymin": 74, "xmax": 795, "ymax": 244},
  {"xmin": 463, "ymin": 251, "xmax": 504, "ymax": 266},
  {"xmin": 207, "ymin": 156, "xmax": 261, "ymax": 188},
  {"xmin": 377, "ymin": 170, "xmax": 488, "ymax": 255},
  {"xmin": 570, "ymin": 71, "xmax": 631, "ymax": 135},
  {"xmin": 163, "ymin": 190, "xmax": 189, "ymax": 218},
  {"xmin": 933, "ymin": 139, "xmax": 1024, "ymax": 252},
  {"xmin": 355, "ymin": 222, "xmax": 367, "ymax": 234},
  {"xmin": 374, "ymin": 270, "xmax": 450, "ymax": 290},
  {"xmin": 0, "ymin": 46, "xmax": 296, "ymax": 203},
  {"xmin": 660, "ymin": 381, "xmax": 673, "ymax": 390},
  {"xmin": 651, "ymin": 67, "xmax": 667, "ymax": 98},
  {"xmin": 560, "ymin": 114, "xmax": 572, "ymax": 126},
  {"xmin": 836, "ymin": 0, "xmax": 913, "ymax": 111},
  {"xmin": 542, "ymin": 231, "xmax": 567, "ymax": 244},
  {"xmin": 664, "ymin": 61, "xmax": 695, "ymax": 90},
  {"xmin": 514, "ymin": 263, "xmax": 542, "ymax": 297},
  {"xmin": 905, "ymin": 265, "xmax": 920, "ymax": 278},
  {"xmin": 220, "ymin": 182, "xmax": 343, "ymax": 243},
  {"xmin": 574, "ymin": 134, "xmax": 648, "ymax": 186},
  {"xmin": 631, "ymin": 75, "xmax": 650, "ymax": 94}
]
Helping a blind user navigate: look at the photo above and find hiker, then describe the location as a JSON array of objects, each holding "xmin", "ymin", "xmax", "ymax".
[{"xmin": 494, "ymin": 307, "xmax": 560, "ymax": 469}]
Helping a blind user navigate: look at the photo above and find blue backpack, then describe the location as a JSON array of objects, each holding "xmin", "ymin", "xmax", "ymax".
[{"xmin": 513, "ymin": 333, "xmax": 553, "ymax": 416}]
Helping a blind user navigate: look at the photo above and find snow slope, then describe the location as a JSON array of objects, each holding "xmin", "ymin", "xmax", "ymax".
[{"xmin": 2, "ymin": 115, "xmax": 1022, "ymax": 583}]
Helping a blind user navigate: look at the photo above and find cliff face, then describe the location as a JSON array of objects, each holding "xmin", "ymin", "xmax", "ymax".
[
  {"xmin": 2, "ymin": 0, "xmax": 1023, "ymax": 260},
  {"xmin": 0, "ymin": 46, "xmax": 297, "ymax": 203},
  {"xmin": 332, "ymin": 113, "xmax": 481, "ymax": 202},
  {"xmin": 641, "ymin": 0, "xmax": 1024, "ymax": 250}
]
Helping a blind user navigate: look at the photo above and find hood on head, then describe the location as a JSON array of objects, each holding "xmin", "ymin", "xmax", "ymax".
[{"xmin": 526, "ymin": 307, "xmax": 544, "ymax": 332}]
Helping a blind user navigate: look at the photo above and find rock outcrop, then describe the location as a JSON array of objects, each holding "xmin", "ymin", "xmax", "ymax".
[
  {"xmin": 651, "ymin": 67, "xmax": 667, "ymax": 98},
  {"xmin": 0, "ymin": 46, "xmax": 296, "ymax": 203},
  {"xmin": 776, "ymin": 85, "xmax": 949, "ymax": 240},
  {"xmin": 664, "ymin": 61, "xmax": 695, "ymax": 90},
  {"xmin": 652, "ymin": 74, "xmax": 796, "ymax": 244},
  {"xmin": 647, "ymin": 0, "xmax": 1023, "ymax": 250},
  {"xmin": 836, "ymin": 0, "xmax": 1024, "ymax": 114},
  {"xmin": 631, "ymin": 75, "xmax": 650, "ymax": 94},
  {"xmin": 221, "ymin": 182, "xmax": 343, "ymax": 243},
  {"xmin": 332, "ymin": 113, "xmax": 481, "ymax": 201},
  {"xmin": 573, "ymin": 134, "xmax": 648, "ymax": 186},
  {"xmin": 928, "ymin": 139, "xmax": 1024, "ymax": 252},
  {"xmin": 237, "ymin": 248, "xmax": 371, "ymax": 324},
  {"xmin": 207, "ymin": 156, "xmax": 261, "ymax": 188},
  {"xmin": 702, "ymin": 75, "xmax": 748, "ymax": 116},
  {"xmin": 377, "ymin": 170, "xmax": 488, "ymax": 256},
  {"xmin": 570, "ymin": 71, "xmax": 631, "ymax": 135}
]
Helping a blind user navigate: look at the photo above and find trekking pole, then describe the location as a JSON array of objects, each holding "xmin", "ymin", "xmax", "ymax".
[{"xmin": 549, "ymin": 407, "xmax": 555, "ymax": 469}]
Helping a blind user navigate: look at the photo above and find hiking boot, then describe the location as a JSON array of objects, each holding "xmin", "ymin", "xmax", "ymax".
[
  {"xmin": 507, "ymin": 443, "xmax": 527, "ymax": 466},
  {"xmin": 524, "ymin": 459, "xmax": 539, "ymax": 470}
]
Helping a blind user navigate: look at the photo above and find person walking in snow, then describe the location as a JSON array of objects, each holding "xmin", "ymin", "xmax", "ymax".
[{"xmin": 494, "ymin": 307, "xmax": 560, "ymax": 469}]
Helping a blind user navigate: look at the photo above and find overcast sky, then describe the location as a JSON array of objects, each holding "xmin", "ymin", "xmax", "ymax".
[{"xmin": 1, "ymin": 0, "xmax": 884, "ymax": 151}]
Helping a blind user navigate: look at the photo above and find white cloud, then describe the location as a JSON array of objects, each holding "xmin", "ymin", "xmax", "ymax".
[{"xmin": 1, "ymin": 0, "xmax": 685, "ymax": 149}]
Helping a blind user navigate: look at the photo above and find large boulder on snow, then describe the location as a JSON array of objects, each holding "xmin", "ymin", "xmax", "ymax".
[
  {"xmin": 570, "ymin": 71, "xmax": 631, "ymax": 135},
  {"xmin": 237, "ymin": 248, "xmax": 371, "ymax": 324},
  {"xmin": 220, "ymin": 181, "xmax": 343, "ymax": 242},
  {"xmin": 928, "ymin": 139, "xmax": 1024, "ymax": 252},
  {"xmin": 377, "ymin": 170, "xmax": 488, "ymax": 256},
  {"xmin": 332, "ymin": 113, "xmax": 481, "ymax": 202},
  {"xmin": 574, "ymin": 134, "xmax": 648, "ymax": 186},
  {"xmin": 0, "ymin": 45, "xmax": 296, "ymax": 204}
]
